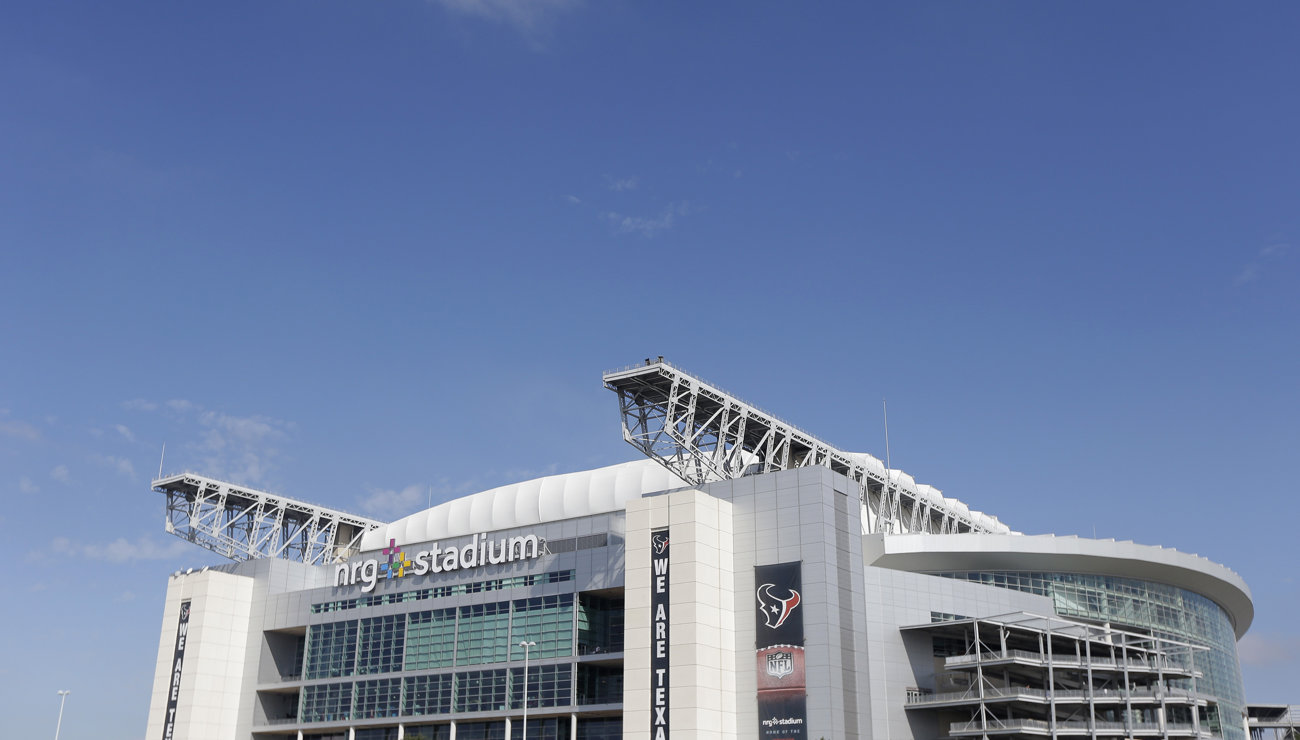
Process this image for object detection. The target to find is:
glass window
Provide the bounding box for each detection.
[353,678,401,720]
[455,721,506,740]
[457,603,511,666]
[305,621,358,680]
[456,669,509,713]
[510,594,574,660]
[300,682,352,723]
[511,663,572,710]
[577,594,624,656]
[357,615,405,675]
[934,569,1247,740]
[576,717,622,740]
[510,717,570,740]
[403,673,454,716]
[406,609,456,670]
[576,663,621,705]
[403,725,452,740]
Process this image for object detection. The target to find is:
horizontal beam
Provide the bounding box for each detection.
[155,473,384,565]
[603,359,1010,535]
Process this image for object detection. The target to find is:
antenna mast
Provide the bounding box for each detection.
[882,399,892,471]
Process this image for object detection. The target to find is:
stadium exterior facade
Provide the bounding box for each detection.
[145,361,1256,740]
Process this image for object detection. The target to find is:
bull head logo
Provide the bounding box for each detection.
[652,533,669,555]
[756,583,801,629]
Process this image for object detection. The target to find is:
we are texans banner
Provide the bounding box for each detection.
[650,529,670,740]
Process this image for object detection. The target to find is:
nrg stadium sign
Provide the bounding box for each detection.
[335,532,542,593]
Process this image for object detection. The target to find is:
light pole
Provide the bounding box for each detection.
[54,690,70,740]
[518,640,536,740]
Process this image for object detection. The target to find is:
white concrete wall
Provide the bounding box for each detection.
[145,569,255,740]
[624,488,738,740]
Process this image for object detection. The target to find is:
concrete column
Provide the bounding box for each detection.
[624,489,737,740]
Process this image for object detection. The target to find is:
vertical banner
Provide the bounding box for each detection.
[161,599,192,740]
[755,562,807,740]
[650,529,670,740]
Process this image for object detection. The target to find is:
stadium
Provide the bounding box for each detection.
[146,359,1266,740]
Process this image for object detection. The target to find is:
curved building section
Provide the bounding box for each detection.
[360,459,688,551]
[867,533,1253,740]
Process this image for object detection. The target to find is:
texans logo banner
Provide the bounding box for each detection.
[754,562,807,740]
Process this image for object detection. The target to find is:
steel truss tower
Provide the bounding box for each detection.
[603,358,1010,535]
[155,473,383,564]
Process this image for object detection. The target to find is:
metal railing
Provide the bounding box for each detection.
[945,649,1191,673]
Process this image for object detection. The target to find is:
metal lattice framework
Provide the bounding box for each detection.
[155,473,383,564]
[603,359,1011,535]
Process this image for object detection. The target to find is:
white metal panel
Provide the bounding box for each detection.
[359,459,685,551]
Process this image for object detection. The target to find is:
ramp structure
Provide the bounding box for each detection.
[603,358,1011,535]
[155,473,383,564]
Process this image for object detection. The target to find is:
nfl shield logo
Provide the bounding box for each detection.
[766,650,794,679]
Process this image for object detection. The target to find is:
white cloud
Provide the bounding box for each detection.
[607,175,638,192]
[0,418,41,441]
[50,465,70,483]
[113,397,293,486]
[432,0,580,34]
[121,399,158,411]
[1233,263,1260,286]
[1234,242,1290,287]
[90,454,136,479]
[358,484,427,518]
[565,194,582,205]
[48,534,193,564]
[604,202,695,238]
[193,410,293,485]
[18,477,39,494]
[1237,633,1300,667]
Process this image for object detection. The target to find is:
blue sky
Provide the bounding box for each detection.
[2,1,1297,736]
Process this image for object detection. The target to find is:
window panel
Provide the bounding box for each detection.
[406,609,456,670]
[300,682,353,723]
[305,621,358,680]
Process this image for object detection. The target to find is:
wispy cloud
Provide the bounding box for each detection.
[604,202,695,238]
[357,463,562,518]
[432,0,580,38]
[1237,633,1300,667]
[1234,242,1290,287]
[606,175,638,192]
[46,535,192,564]
[0,417,41,441]
[196,410,292,485]
[90,454,136,479]
[358,484,428,518]
[50,465,70,483]
[115,424,136,443]
[18,477,39,494]
[117,398,292,485]
[565,194,582,205]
